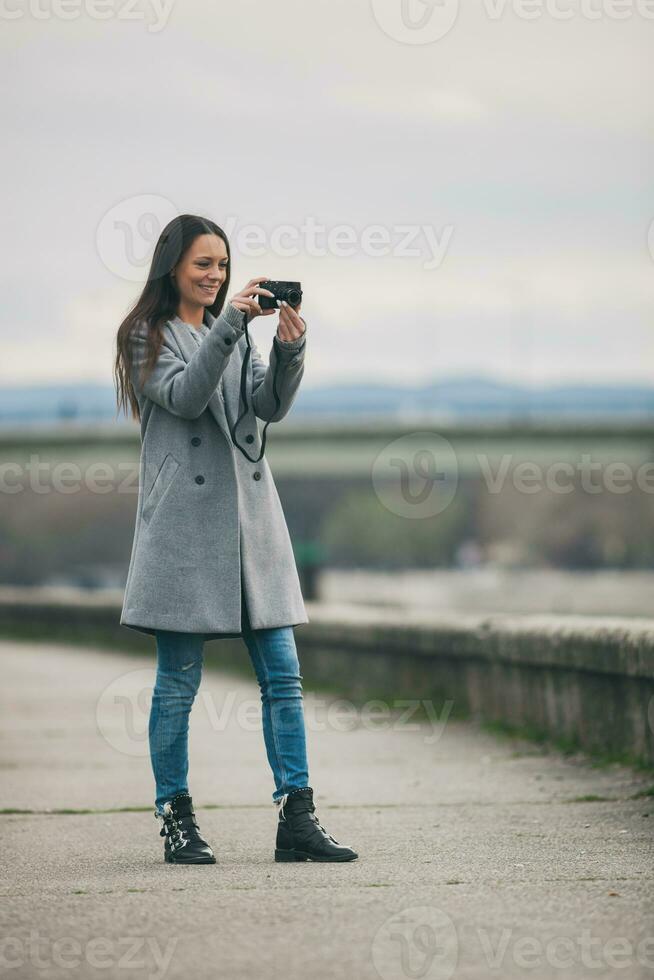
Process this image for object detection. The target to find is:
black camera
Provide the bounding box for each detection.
[258,280,303,311]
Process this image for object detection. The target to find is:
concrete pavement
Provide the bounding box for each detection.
[1,637,653,980]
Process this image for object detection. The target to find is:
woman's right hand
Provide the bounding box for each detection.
[228,277,276,324]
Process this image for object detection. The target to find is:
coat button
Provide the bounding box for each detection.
[195,475,205,485]
[253,471,261,481]
[224,337,232,346]
[191,437,201,446]
[246,434,254,443]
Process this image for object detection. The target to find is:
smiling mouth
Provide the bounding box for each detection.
[199,284,218,293]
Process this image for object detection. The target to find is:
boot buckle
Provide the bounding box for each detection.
[159,801,189,852]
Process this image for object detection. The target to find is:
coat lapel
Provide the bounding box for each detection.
[165,318,240,443]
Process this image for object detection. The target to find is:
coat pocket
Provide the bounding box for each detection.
[142,452,181,526]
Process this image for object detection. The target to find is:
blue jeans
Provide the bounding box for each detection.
[149,597,310,815]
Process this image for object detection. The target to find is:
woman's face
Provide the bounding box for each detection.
[172,233,229,309]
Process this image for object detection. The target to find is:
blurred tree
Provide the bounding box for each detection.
[320,485,470,569]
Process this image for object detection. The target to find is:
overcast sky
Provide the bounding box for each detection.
[1,0,652,392]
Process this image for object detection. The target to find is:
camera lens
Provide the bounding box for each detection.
[285,287,302,306]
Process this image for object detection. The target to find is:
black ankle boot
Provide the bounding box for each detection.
[274,787,358,862]
[156,792,216,864]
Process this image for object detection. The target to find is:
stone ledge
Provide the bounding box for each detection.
[299,604,654,679]
[0,587,653,678]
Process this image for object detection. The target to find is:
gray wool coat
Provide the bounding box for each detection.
[119,300,309,640]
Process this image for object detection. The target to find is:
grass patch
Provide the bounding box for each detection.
[565,794,613,803]
[479,719,654,775]
[630,785,654,799]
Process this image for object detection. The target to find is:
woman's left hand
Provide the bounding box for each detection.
[276,301,306,343]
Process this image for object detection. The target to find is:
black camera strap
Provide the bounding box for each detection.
[226,308,283,464]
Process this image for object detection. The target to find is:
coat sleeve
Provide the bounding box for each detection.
[129,303,246,419]
[249,322,307,422]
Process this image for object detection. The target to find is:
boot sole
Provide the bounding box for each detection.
[274,848,358,862]
[165,853,217,864]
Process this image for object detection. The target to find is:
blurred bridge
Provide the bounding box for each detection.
[1,419,653,477]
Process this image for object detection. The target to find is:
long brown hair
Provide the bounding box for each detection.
[114,214,232,422]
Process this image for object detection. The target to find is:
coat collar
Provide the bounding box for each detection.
[165,314,241,444]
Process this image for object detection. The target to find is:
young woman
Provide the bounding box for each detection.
[114,214,357,864]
